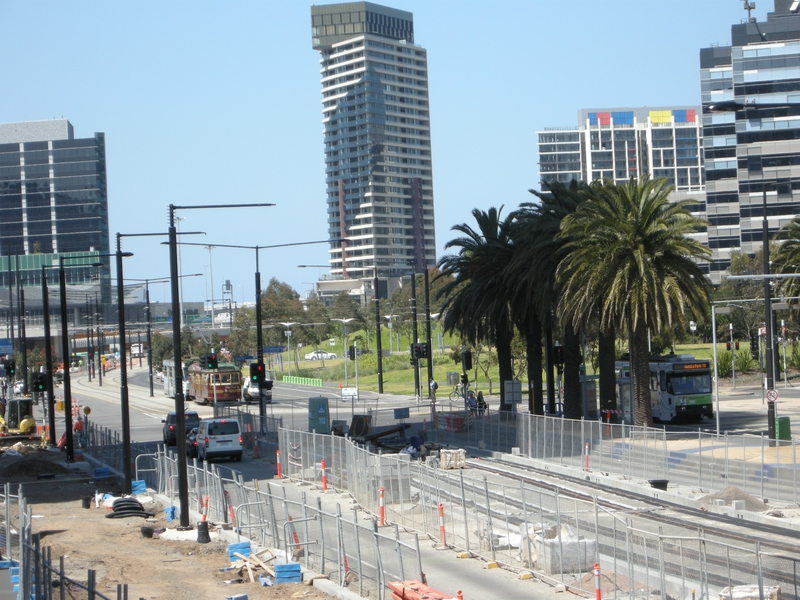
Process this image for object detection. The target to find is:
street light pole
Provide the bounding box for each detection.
[57,259,74,461]
[115,233,133,495]
[373,271,383,394]
[41,266,56,445]
[145,281,153,397]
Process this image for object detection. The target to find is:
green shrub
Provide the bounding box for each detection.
[716,350,732,378]
[734,350,756,374]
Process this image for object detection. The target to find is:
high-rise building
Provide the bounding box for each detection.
[537,107,708,265]
[700,0,800,284]
[0,119,111,300]
[310,2,436,289]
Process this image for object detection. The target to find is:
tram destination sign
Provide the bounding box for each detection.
[673,362,710,371]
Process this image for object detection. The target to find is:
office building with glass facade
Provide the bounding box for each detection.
[700,0,800,284]
[0,119,111,301]
[310,1,436,287]
[537,107,708,269]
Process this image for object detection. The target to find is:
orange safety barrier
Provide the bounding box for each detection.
[320,459,328,492]
[594,563,602,600]
[287,514,301,549]
[584,442,589,472]
[56,432,67,449]
[201,496,209,522]
[438,503,446,548]
[387,580,458,600]
[276,448,282,478]
[379,486,385,527]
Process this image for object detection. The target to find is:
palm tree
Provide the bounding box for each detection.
[436,207,516,411]
[557,176,711,426]
[772,217,800,299]
[511,181,588,418]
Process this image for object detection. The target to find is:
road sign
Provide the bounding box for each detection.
[689,321,697,332]
[262,345,286,354]
[767,389,779,402]
[0,339,11,355]
[234,355,255,361]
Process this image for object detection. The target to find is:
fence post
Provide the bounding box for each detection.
[352,507,364,598]
[483,476,496,564]
[757,541,764,600]
[461,470,470,554]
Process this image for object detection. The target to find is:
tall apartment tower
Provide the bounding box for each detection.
[310,2,436,284]
[537,107,708,266]
[700,0,800,284]
[0,119,111,301]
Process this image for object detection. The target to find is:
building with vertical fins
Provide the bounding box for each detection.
[310,2,436,301]
[0,119,111,323]
[700,0,800,284]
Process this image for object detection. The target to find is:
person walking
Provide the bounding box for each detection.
[477,391,487,417]
[429,378,438,401]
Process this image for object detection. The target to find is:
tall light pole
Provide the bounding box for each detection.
[58,252,129,462]
[332,318,354,385]
[167,202,273,529]
[41,266,56,445]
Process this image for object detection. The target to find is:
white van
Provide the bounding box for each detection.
[196,418,242,462]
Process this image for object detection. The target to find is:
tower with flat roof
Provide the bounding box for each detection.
[310,2,436,291]
[700,0,800,283]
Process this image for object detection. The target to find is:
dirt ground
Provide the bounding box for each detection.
[1,447,332,600]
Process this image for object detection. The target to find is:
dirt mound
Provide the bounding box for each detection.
[699,485,767,512]
[0,450,70,479]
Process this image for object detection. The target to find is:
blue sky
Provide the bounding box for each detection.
[1,0,750,305]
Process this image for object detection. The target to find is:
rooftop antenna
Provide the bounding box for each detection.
[744,0,756,22]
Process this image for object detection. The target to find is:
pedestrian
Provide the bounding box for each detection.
[429,377,438,401]
[467,392,477,417]
[477,391,486,417]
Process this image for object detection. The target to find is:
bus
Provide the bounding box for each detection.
[187,361,242,406]
[615,354,713,423]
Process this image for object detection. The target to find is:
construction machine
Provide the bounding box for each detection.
[1,397,35,435]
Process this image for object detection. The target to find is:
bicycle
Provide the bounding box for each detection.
[448,384,471,403]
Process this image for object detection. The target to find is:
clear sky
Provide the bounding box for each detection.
[1,0,751,306]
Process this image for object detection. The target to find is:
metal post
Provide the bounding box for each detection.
[146,281,154,397]
[424,268,433,391]
[59,261,74,461]
[374,271,383,394]
[42,266,56,445]
[764,187,775,391]
[410,271,419,399]
[168,206,191,528]
[116,235,132,495]
[712,305,720,435]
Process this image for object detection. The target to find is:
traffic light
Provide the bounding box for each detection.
[349,346,357,361]
[250,362,265,385]
[206,353,218,369]
[33,372,47,393]
[199,354,207,369]
[750,333,759,359]
[409,344,419,360]
[462,350,472,371]
[553,346,564,365]
[460,372,469,387]
[735,342,740,351]
[726,342,731,351]
[418,342,431,359]
[6,359,15,376]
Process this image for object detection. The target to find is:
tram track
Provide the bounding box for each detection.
[472,457,800,551]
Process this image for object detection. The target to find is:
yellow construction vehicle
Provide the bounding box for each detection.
[1,397,35,435]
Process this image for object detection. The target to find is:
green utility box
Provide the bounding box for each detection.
[775,416,792,441]
[308,396,331,434]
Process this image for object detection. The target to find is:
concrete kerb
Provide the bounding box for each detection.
[148,490,363,600]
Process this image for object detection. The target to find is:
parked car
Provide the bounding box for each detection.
[162,410,201,446]
[196,418,242,462]
[304,350,337,361]
[186,428,199,458]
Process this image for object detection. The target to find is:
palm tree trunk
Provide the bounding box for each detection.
[631,319,653,427]
[525,318,544,415]
[497,326,514,412]
[563,324,582,419]
[598,325,617,422]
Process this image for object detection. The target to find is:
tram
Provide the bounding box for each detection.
[615,354,713,423]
